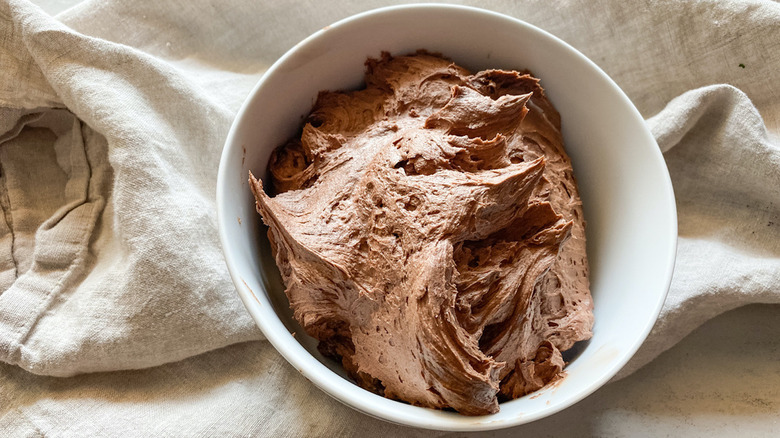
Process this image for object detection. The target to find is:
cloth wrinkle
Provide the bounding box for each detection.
[0,161,18,284]
[0,0,260,377]
[3,113,98,359]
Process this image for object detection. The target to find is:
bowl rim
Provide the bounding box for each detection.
[217,2,677,431]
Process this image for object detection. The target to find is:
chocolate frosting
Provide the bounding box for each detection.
[250,52,593,416]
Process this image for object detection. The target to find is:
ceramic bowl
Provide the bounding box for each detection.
[217,3,677,431]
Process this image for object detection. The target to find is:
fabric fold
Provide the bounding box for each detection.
[617,84,780,377]
[0,0,263,377]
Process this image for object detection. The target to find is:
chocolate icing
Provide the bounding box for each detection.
[250,52,593,415]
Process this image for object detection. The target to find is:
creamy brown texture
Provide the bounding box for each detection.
[250,52,593,416]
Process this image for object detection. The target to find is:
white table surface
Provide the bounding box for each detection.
[23,0,780,436]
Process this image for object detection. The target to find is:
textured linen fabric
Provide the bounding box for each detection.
[0,0,264,377]
[0,0,778,435]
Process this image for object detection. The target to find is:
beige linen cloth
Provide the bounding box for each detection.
[1,0,778,435]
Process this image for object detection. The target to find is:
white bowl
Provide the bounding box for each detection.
[217,3,677,431]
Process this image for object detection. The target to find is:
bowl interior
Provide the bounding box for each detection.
[217,4,676,431]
